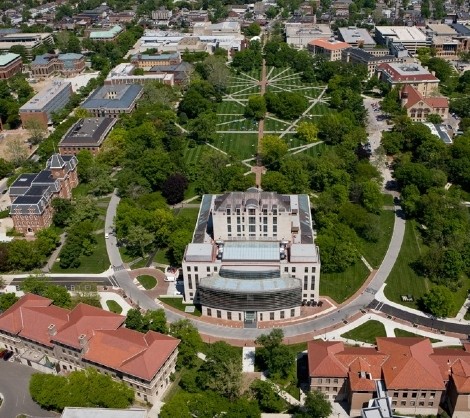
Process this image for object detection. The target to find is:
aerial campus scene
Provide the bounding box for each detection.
[2,1,470,418]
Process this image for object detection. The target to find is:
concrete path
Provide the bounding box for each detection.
[42,232,66,272]
[99,291,133,316]
[242,347,255,372]
[455,296,470,321]
[260,373,301,406]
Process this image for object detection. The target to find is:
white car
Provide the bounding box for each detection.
[105,233,109,239]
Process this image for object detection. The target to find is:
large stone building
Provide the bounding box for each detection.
[400,84,449,122]
[0,52,22,79]
[285,23,333,49]
[182,189,321,326]
[0,32,54,57]
[19,80,73,127]
[307,39,350,61]
[374,26,429,54]
[81,84,143,117]
[308,337,470,418]
[9,154,78,234]
[130,52,181,71]
[0,294,179,403]
[30,53,85,78]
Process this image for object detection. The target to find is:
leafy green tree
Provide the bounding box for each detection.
[125,308,145,332]
[420,286,455,318]
[145,309,168,334]
[170,319,203,368]
[265,91,308,120]
[43,284,72,308]
[0,292,19,312]
[203,55,231,93]
[296,121,319,143]
[29,368,134,411]
[260,135,288,170]
[167,229,193,266]
[250,379,286,412]
[244,22,261,36]
[360,180,382,213]
[255,329,294,379]
[262,171,292,194]
[188,112,218,143]
[197,341,242,400]
[294,390,332,418]
[20,274,48,295]
[245,95,266,120]
[126,225,154,257]
[52,198,75,227]
[162,173,188,205]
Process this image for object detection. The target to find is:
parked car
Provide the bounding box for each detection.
[3,350,13,361]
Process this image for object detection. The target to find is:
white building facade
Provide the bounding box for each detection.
[182,189,321,326]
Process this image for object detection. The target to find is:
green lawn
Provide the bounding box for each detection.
[384,220,429,310]
[51,235,109,274]
[320,261,370,304]
[382,194,395,206]
[341,320,387,344]
[393,328,440,343]
[106,300,122,314]
[155,249,170,266]
[359,210,395,269]
[385,221,470,317]
[137,275,157,290]
[158,297,202,317]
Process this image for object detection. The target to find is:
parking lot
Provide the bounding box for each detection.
[0,360,57,418]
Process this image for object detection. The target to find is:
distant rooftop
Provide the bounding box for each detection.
[0,52,20,66]
[19,80,71,112]
[82,84,143,110]
[60,118,117,147]
[375,26,427,42]
[89,25,123,39]
[338,26,376,45]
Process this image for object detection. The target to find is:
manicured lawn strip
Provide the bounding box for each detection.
[382,194,395,206]
[264,117,292,131]
[72,183,92,198]
[217,101,245,114]
[119,247,134,263]
[359,210,395,269]
[131,257,150,269]
[174,206,200,224]
[320,261,369,304]
[106,300,122,314]
[184,143,208,165]
[155,249,170,265]
[51,235,109,274]
[213,133,258,160]
[341,320,387,344]
[393,328,440,343]
[137,275,157,290]
[385,221,470,317]
[384,221,429,310]
[158,297,202,316]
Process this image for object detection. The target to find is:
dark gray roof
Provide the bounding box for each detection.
[24,185,52,200]
[9,173,37,197]
[82,84,143,111]
[59,117,117,147]
[344,47,396,62]
[10,194,49,215]
[149,62,193,74]
[47,154,65,169]
[451,23,470,36]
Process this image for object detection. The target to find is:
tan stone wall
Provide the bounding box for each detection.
[20,111,49,129]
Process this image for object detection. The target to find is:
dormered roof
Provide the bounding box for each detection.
[47,153,65,169]
[84,328,179,381]
[402,85,449,111]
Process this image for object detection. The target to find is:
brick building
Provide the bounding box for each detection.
[0,294,179,403]
[308,337,470,417]
[0,53,22,79]
[30,53,85,78]
[59,117,117,156]
[19,80,73,127]
[401,84,449,122]
[130,52,181,71]
[9,154,78,234]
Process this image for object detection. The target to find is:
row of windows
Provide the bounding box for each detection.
[392,400,433,407]
[206,309,297,320]
[227,225,275,233]
[393,392,435,399]
[225,208,279,215]
[317,378,339,384]
[284,266,317,273]
[187,266,218,273]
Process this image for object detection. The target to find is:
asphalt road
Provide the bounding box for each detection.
[9,276,117,290]
[0,361,57,418]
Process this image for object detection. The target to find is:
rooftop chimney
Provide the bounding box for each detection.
[48,323,57,336]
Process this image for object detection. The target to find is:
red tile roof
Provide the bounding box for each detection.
[401,85,448,111]
[84,328,179,381]
[0,293,69,347]
[0,294,180,381]
[308,337,461,392]
[308,38,350,50]
[52,303,125,349]
[378,62,439,82]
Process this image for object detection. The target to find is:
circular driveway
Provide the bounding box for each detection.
[0,361,57,418]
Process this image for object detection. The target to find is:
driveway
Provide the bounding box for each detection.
[0,361,57,418]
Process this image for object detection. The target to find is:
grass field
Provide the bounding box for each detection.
[320,261,370,304]
[360,210,395,269]
[159,297,202,317]
[341,320,387,344]
[393,328,440,343]
[385,221,470,317]
[137,275,157,290]
[106,300,122,314]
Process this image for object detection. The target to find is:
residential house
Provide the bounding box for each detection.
[0,294,179,403]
